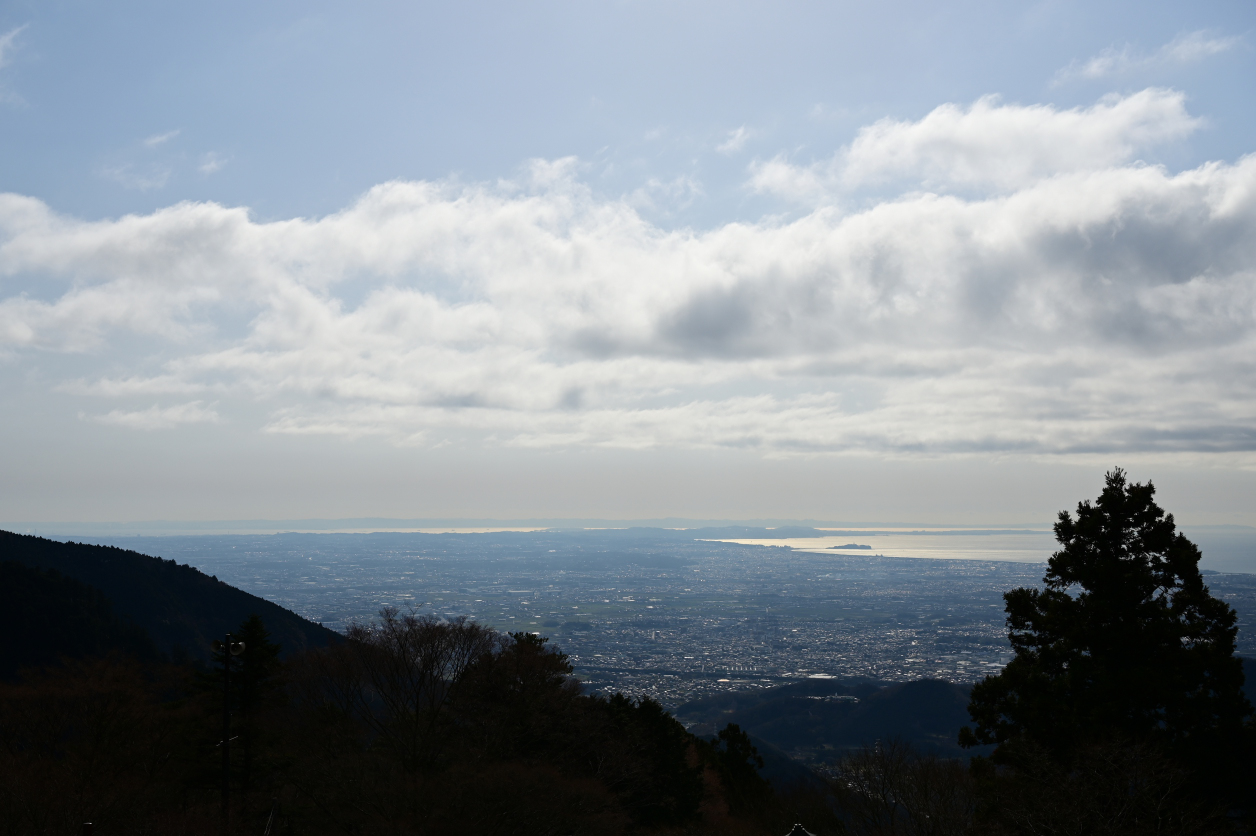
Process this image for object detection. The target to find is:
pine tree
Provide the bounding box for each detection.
[961,469,1252,798]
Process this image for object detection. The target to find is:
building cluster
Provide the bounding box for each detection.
[119,529,1256,712]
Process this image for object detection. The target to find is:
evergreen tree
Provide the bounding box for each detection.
[961,469,1252,799]
[232,614,282,796]
[708,723,771,816]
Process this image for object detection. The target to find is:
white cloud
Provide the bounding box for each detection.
[86,401,220,431]
[199,151,228,174]
[746,156,828,203]
[717,126,751,155]
[751,88,1199,199]
[627,175,703,213]
[0,24,29,104]
[1055,30,1243,84]
[3,100,1256,459]
[0,24,27,69]
[1161,30,1244,64]
[143,129,181,148]
[99,162,173,191]
[59,374,209,397]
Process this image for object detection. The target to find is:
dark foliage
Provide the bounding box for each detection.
[970,740,1230,836]
[277,610,719,832]
[0,530,339,662]
[593,692,707,826]
[705,723,772,816]
[0,658,213,836]
[830,738,974,836]
[0,561,158,679]
[962,468,1255,816]
[0,612,789,835]
[201,614,285,800]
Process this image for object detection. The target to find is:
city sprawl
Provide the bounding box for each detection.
[89,529,1256,710]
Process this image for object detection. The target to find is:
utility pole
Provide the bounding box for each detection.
[215,634,245,835]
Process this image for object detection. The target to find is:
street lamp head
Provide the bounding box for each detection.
[213,637,246,656]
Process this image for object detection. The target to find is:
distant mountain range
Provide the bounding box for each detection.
[0,530,338,677]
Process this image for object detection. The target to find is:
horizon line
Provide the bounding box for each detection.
[5,516,1062,534]
[7,517,1250,537]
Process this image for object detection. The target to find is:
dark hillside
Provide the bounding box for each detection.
[840,679,975,753]
[0,531,339,661]
[0,561,159,679]
[741,732,824,791]
[678,677,984,762]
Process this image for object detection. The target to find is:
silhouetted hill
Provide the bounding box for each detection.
[0,560,160,679]
[742,732,825,790]
[678,677,987,762]
[0,531,339,662]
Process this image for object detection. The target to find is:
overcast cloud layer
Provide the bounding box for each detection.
[2,88,1254,464]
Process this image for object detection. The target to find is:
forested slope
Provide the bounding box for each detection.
[678,677,985,761]
[0,561,160,679]
[0,531,338,663]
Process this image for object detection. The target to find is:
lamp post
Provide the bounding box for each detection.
[213,634,246,834]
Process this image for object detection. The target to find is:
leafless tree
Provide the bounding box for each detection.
[831,739,974,836]
[340,608,500,770]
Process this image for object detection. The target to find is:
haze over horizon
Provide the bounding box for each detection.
[3,1,1256,526]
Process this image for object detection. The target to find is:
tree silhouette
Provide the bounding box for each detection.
[709,723,770,816]
[232,614,282,798]
[961,469,1252,800]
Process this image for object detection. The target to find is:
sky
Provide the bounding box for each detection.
[2,0,1256,526]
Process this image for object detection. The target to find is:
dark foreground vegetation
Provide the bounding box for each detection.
[1,470,1254,834]
[0,610,825,835]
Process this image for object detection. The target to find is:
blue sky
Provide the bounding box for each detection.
[2,0,1255,524]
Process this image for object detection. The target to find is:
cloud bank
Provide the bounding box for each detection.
[2,90,1255,459]
[87,401,220,431]
[751,88,1200,198]
[1055,30,1243,84]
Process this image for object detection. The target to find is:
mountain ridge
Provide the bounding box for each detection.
[0,530,339,664]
